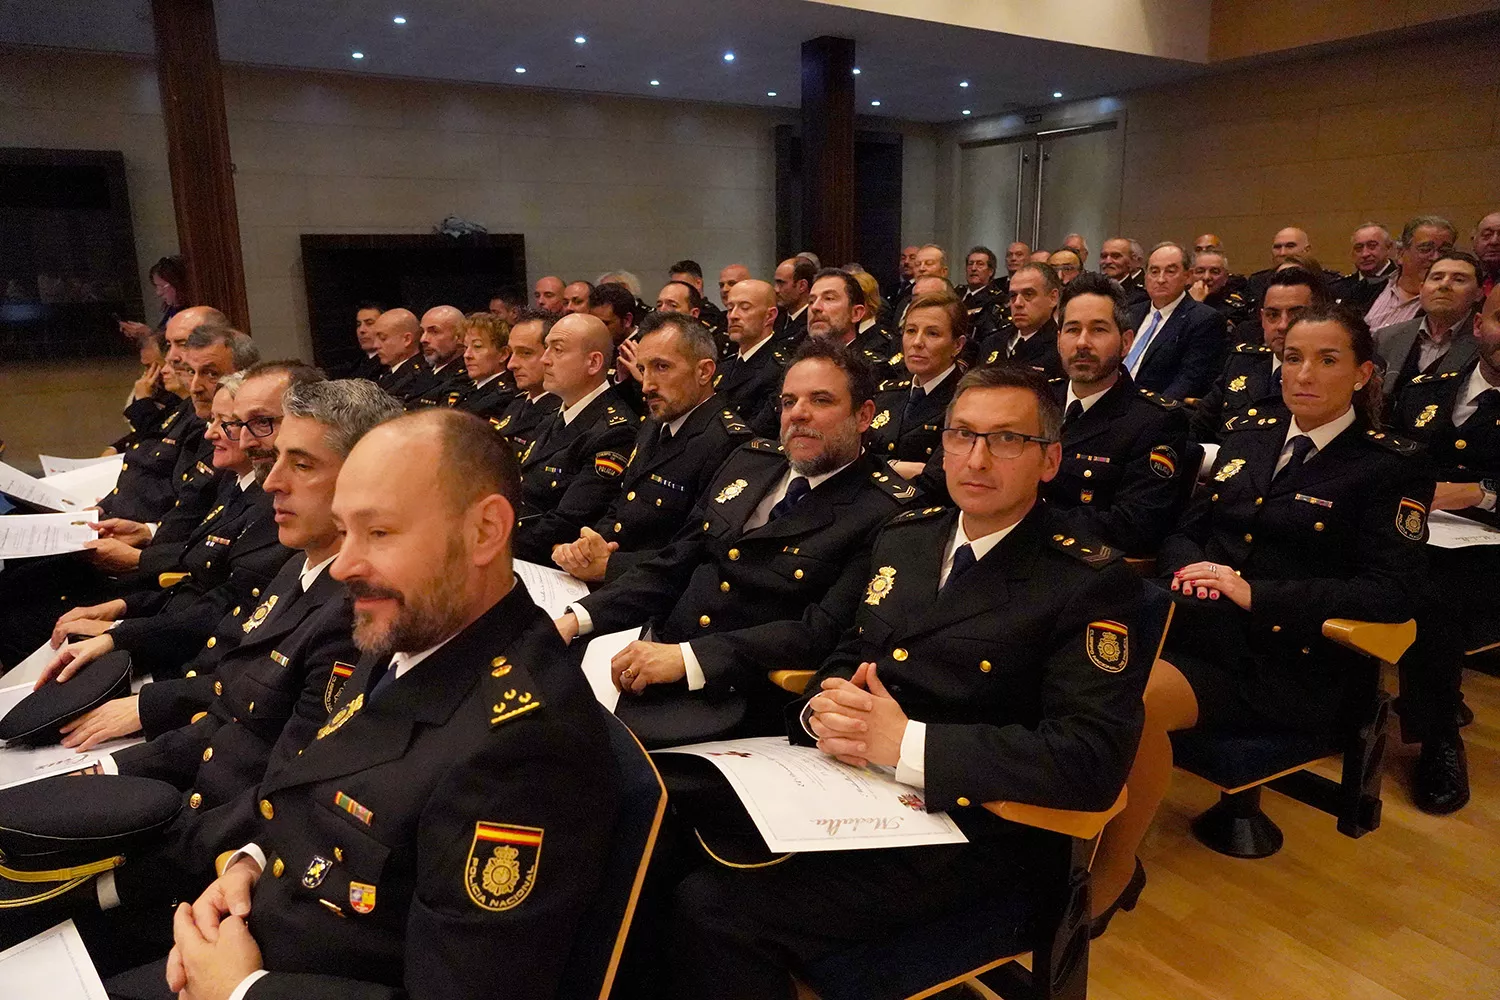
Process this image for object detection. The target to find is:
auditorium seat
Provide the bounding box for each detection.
[1170,617,1414,858]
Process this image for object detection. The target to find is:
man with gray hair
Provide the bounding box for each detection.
[409,304,469,407]
[1365,215,1458,330]
[552,312,754,584]
[1125,241,1228,400]
[1333,222,1398,314]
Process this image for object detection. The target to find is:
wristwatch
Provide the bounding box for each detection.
[1479,478,1497,511]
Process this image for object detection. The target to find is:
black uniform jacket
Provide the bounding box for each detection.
[789,504,1146,824]
[593,397,755,582]
[978,320,1064,379]
[112,384,182,451]
[446,374,517,420]
[577,443,919,746]
[100,399,206,523]
[111,480,293,676]
[773,305,809,346]
[512,386,641,563]
[1190,343,1284,444]
[405,360,471,410]
[218,583,619,1000]
[865,369,957,465]
[491,392,562,460]
[1391,363,1500,525]
[375,353,436,404]
[1045,372,1191,556]
[1159,415,1433,731]
[713,340,787,439]
[848,325,893,366]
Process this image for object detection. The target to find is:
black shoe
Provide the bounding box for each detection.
[1414,733,1470,815]
[1090,858,1146,939]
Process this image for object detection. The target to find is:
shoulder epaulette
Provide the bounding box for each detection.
[772,349,789,366]
[868,466,919,503]
[1138,388,1182,409]
[1048,531,1120,568]
[889,505,948,525]
[603,404,633,427]
[1047,376,1065,385]
[485,655,543,728]
[719,409,753,436]
[986,350,1001,364]
[878,377,913,392]
[1363,428,1422,455]
[745,438,785,454]
[887,353,904,367]
[1409,370,1462,385]
[1233,342,1273,354]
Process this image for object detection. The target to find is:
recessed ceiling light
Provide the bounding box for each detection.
[1052,91,1063,98]
[649,79,660,86]
[870,100,881,106]
[852,67,861,75]
[723,52,735,62]
[392,16,406,25]
[515,66,526,74]
[962,109,971,116]
[351,51,364,59]
[574,35,586,44]
[767,91,778,97]
[959,81,969,88]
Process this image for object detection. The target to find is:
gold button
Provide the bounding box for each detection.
[1211,493,1219,501]
[550,480,557,487]
[252,588,261,597]
[206,637,216,648]
[202,747,213,762]
[214,681,223,695]
[1314,521,1325,531]
[1254,497,1263,506]
[1455,439,1467,449]
[232,606,241,616]
[272,858,285,878]
[1083,469,1093,478]
[720,581,730,592]
[205,560,213,568]
[703,521,711,531]
[1247,408,1258,416]
[980,660,992,673]
[185,670,197,678]
[1272,625,1282,632]
[794,569,804,579]
[956,796,971,807]
[189,792,202,809]
[121,462,129,470]
[259,799,274,820]
[627,491,636,500]
[1301,647,1311,654]
[1243,533,1253,543]
[728,548,740,560]
[887,442,895,451]
[247,701,255,713]
[614,522,623,532]
[655,498,663,507]
[699,615,711,626]
[892,648,908,661]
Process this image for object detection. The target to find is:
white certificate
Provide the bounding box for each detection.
[0,460,85,512]
[578,627,645,713]
[1425,510,1500,549]
[39,454,122,477]
[656,736,969,852]
[0,513,98,559]
[41,455,125,507]
[0,920,109,1000]
[514,559,592,619]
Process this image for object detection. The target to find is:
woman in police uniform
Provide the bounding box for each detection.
[1090,305,1435,935]
[870,291,968,480]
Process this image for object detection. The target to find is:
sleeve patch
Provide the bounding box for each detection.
[1149,445,1179,479]
[1085,621,1129,673]
[465,823,542,911]
[1397,498,1427,541]
[595,451,627,478]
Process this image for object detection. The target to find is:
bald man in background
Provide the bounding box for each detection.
[715,279,786,438]
[1246,226,1313,304]
[371,308,436,405]
[533,275,567,315]
[718,264,751,308]
[512,313,642,562]
[408,304,469,408]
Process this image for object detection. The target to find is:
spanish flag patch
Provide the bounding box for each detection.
[1396,498,1427,541]
[1148,445,1178,479]
[594,451,627,478]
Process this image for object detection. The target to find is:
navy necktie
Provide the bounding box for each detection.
[1274,435,1315,482]
[943,543,976,592]
[904,386,925,423]
[1063,400,1084,430]
[368,660,399,701]
[769,476,811,521]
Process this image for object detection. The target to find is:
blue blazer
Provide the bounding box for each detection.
[1128,296,1227,401]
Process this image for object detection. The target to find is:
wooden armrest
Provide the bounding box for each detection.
[157,571,189,588]
[983,787,1127,840]
[1321,618,1416,664]
[769,670,815,695]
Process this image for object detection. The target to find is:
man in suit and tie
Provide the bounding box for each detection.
[1375,250,1485,407]
[553,339,918,748]
[714,279,786,438]
[512,313,640,563]
[976,262,1064,379]
[1125,242,1228,401]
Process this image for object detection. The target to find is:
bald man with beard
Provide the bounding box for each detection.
[408,304,470,408]
[717,278,787,438]
[371,308,437,404]
[512,313,643,562]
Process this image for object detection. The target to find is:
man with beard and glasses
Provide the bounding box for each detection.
[551,312,753,585]
[1043,272,1190,556]
[553,339,919,748]
[157,408,621,1000]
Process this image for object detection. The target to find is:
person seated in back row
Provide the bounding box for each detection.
[444,311,516,419]
[870,291,968,480]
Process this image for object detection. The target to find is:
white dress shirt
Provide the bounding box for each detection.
[1451,363,1500,427]
[1127,291,1186,376]
[737,331,775,362]
[1065,380,1112,415]
[1274,406,1357,475]
[475,371,503,389]
[559,381,611,426]
[913,363,956,393]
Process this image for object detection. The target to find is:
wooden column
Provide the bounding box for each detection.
[151,0,250,330]
[800,36,856,267]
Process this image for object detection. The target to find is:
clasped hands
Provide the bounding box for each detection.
[1170,560,1252,610]
[165,856,265,1000]
[551,526,618,582]
[806,662,907,768]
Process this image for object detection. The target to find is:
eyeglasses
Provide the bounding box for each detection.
[220,415,281,439]
[1408,242,1454,256]
[941,427,1054,459]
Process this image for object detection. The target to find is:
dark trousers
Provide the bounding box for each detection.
[1398,546,1499,742]
[0,554,122,667]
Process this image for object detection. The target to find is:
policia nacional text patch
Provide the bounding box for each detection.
[465,822,542,911]
[1085,621,1129,673]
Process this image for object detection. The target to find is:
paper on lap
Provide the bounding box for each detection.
[0,513,98,559]
[0,920,109,1000]
[1426,510,1500,549]
[513,559,591,618]
[578,627,644,713]
[39,454,122,477]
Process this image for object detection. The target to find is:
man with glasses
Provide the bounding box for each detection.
[1365,215,1458,331]
[1125,243,1228,401]
[664,363,1146,1000]
[1332,223,1398,314]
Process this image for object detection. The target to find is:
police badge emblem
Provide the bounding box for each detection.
[715,478,749,503]
[241,594,279,634]
[870,410,891,429]
[1213,458,1246,482]
[1227,375,1248,393]
[1396,497,1427,540]
[1414,404,1437,429]
[302,855,333,888]
[465,822,542,912]
[864,566,897,605]
[1085,621,1129,673]
[349,881,377,914]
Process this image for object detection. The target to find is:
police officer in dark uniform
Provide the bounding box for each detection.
[158,410,622,1000]
[1331,223,1398,315]
[1191,268,1328,443]
[555,339,919,749]
[1047,273,1191,556]
[444,312,517,419]
[960,245,1008,332]
[490,309,562,460]
[663,364,1147,1000]
[369,308,437,405]
[808,268,891,366]
[977,262,1064,380]
[1190,250,1254,329]
[715,278,788,439]
[1383,281,1500,813]
[512,313,641,563]
[867,291,967,476]
[670,259,728,343]
[552,313,754,585]
[772,256,816,345]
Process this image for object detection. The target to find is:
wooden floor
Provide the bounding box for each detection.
[1072,664,1500,1000]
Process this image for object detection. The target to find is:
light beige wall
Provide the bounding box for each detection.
[1208,0,1500,62]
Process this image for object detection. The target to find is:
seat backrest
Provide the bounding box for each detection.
[556,712,667,1000]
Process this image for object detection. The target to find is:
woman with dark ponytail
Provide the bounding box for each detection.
[1088,304,1435,937]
